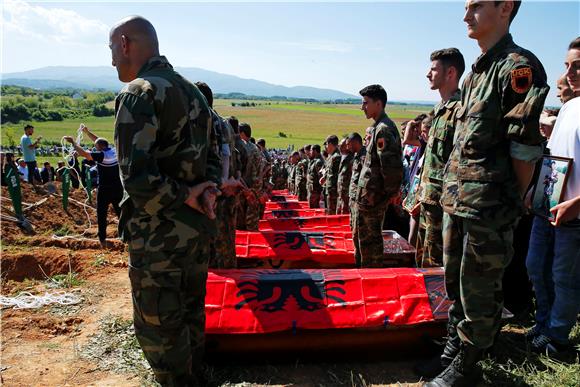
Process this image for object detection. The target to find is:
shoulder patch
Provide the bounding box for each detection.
[377,137,385,150]
[511,67,532,94]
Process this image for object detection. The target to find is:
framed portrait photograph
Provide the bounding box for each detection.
[403,173,421,214]
[531,155,573,219]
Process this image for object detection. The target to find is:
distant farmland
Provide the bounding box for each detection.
[1,99,431,150]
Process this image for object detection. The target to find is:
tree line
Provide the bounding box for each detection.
[1,86,116,124]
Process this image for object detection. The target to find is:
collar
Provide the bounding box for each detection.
[473,33,513,73]
[435,89,461,115]
[137,56,173,77]
[374,110,388,126]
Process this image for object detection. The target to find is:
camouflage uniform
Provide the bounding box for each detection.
[287,162,296,194]
[114,56,220,385]
[336,153,354,215]
[353,112,402,267]
[324,149,341,214]
[295,157,309,201]
[415,90,461,268]
[242,140,263,231]
[440,34,548,349]
[349,147,367,230]
[307,155,324,208]
[212,114,238,269]
[234,134,248,230]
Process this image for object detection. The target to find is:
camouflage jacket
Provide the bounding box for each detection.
[114,56,220,247]
[234,134,247,179]
[349,147,367,201]
[307,156,324,193]
[337,153,354,202]
[242,140,263,192]
[324,149,341,198]
[441,34,549,221]
[295,158,309,191]
[287,163,296,191]
[418,90,461,206]
[356,111,403,208]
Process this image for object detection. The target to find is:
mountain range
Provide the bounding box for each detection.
[2,66,358,101]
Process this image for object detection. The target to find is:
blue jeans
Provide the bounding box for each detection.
[526,216,580,344]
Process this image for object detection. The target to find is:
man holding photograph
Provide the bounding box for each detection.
[525,36,580,355]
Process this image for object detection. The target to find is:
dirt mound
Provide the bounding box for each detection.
[1,184,100,237]
[1,247,126,282]
[3,313,84,338]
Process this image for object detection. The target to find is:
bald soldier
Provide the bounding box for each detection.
[110,16,226,385]
[295,145,310,201]
[307,144,325,208]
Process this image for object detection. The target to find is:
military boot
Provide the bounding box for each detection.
[424,342,483,387]
[414,324,461,378]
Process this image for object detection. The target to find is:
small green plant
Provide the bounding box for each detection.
[53,225,71,237]
[49,272,82,288]
[92,253,108,267]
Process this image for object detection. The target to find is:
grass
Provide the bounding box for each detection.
[1,99,431,152]
[49,272,83,288]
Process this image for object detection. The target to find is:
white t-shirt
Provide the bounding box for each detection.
[547,97,580,217]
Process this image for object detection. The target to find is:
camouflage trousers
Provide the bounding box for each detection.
[352,202,387,267]
[416,203,443,268]
[297,183,307,201]
[443,212,515,349]
[210,196,237,269]
[128,240,209,386]
[336,194,350,215]
[326,193,338,215]
[308,190,321,208]
[245,190,261,231]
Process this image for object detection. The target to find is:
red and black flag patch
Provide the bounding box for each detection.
[511,67,533,94]
[377,137,385,150]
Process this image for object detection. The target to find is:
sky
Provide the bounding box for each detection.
[1,0,579,106]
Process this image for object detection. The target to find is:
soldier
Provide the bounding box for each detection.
[256,139,271,218]
[287,153,298,194]
[347,132,366,229]
[195,82,243,269]
[336,138,354,215]
[322,135,341,214]
[110,16,223,385]
[353,84,403,267]
[239,122,263,231]
[412,48,464,276]
[306,144,325,208]
[295,145,310,201]
[429,2,550,386]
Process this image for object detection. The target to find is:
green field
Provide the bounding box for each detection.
[1,99,431,151]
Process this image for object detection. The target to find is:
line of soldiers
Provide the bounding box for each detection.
[193,83,274,270]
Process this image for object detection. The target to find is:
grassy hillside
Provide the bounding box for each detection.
[1,100,431,150]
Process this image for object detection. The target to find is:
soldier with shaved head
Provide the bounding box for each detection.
[110,16,221,385]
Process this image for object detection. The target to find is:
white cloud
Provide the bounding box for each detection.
[280,40,352,53]
[2,0,108,45]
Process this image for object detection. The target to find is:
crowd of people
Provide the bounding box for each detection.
[2,2,578,386]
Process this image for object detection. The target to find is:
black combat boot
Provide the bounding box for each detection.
[414,325,461,378]
[424,343,484,387]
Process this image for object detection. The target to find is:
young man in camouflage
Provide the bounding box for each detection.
[306,144,325,208]
[110,16,221,385]
[287,153,298,194]
[195,82,242,269]
[347,132,366,231]
[428,2,549,386]
[336,137,354,215]
[353,85,403,267]
[322,135,341,214]
[295,145,310,201]
[415,48,465,270]
[239,123,263,231]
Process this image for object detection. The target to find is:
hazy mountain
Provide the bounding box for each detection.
[2,66,358,100]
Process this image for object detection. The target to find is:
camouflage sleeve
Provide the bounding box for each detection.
[327,154,341,195]
[376,123,403,197]
[501,57,550,148]
[115,92,190,216]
